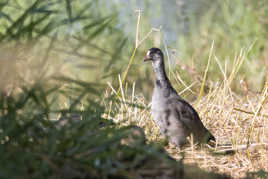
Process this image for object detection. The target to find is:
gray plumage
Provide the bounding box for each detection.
[144,48,215,147]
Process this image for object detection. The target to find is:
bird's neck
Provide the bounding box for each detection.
[152,62,170,87]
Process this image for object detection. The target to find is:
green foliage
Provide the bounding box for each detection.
[0,0,133,85]
[0,79,175,178]
[178,0,268,92]
[0,1,180,178]
[0,0,267,177]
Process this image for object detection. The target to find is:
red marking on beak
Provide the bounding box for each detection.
[144,54,151,62]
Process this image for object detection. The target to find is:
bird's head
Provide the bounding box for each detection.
[144,48,164,63]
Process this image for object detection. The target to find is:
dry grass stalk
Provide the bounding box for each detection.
[105,45,268,178]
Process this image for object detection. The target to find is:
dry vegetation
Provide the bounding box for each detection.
[1,1,268,178]
[101,10,268,178]
[104,47,268,178]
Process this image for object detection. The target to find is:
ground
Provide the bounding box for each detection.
[106,80,268,178]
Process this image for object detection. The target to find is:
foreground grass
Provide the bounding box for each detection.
[1,1,268,178]
[106,52,268,179]
[0,43,231,179]
[0,68,232,179]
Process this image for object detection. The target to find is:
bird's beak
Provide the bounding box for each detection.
[144,54,151,62]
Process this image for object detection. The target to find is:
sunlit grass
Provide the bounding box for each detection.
[105,46,268,178]
[0,0,268,178]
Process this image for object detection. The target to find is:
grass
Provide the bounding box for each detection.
[1,0,268,178]
[176,0,268,94]
[105,43,268,178]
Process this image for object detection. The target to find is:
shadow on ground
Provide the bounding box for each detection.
[245,170,268,179]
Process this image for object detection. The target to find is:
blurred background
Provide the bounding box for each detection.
[1,0,267,99]
[0,0,268,178]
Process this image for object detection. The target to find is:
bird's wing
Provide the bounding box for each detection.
[169,98,212,142]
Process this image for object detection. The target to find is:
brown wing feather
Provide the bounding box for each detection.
[168,98,215,143]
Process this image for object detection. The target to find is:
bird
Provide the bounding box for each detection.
[144,47,215,147]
